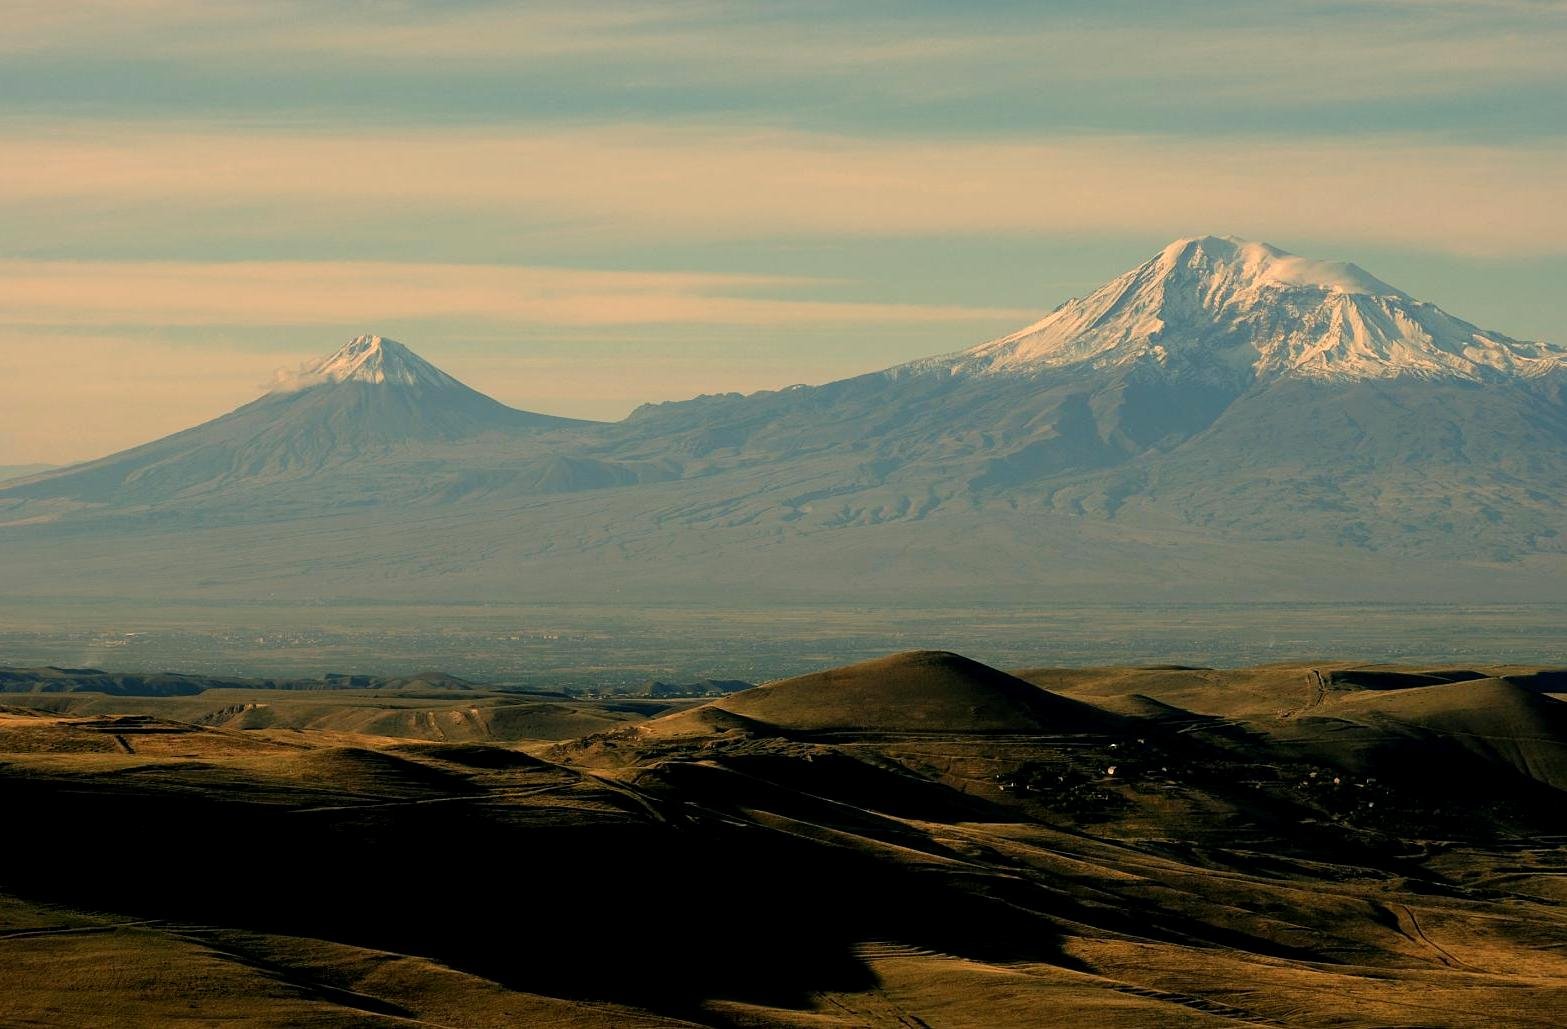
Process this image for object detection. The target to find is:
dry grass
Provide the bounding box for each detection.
[5,654,1567,1026]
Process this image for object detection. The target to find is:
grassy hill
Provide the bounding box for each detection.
[5,651,1567,1025]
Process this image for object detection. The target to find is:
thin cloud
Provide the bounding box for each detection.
[3,123,1565,256]
[4,1,1561,104]
[0,259,1036,329]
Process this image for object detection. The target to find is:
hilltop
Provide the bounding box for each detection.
[6,650,1567,1025]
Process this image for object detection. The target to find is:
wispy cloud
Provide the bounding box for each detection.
[0,259,1034,329]
[3,123,1564,256]
[4,1,1562,110]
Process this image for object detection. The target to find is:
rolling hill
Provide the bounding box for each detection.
[696,650,1124,734]
[5,650,1567,1025]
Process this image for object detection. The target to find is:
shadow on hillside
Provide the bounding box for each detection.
[6,772,1069,1015]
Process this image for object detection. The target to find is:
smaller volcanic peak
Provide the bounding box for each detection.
[0,333,584,507]
[260,332,585,441]
[920,235,1567,386]
[282,334,463,391]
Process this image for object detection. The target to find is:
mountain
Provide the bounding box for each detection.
[924,235,1566,383]
[0,335,596,512]
[2,240,1565,607]
[603,236,1567,563]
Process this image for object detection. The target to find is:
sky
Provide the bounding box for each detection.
[3,0,1566,465]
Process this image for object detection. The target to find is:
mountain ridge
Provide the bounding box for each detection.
[2,236,1564,606]
[905,235,1566,385]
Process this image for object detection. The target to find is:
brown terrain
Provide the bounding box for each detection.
[3,651,1567,1026]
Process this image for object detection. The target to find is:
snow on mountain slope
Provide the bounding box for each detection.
[919,236,1566,384]
[275,334,464,390]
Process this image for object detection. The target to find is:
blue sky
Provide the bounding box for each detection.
[3,0,1566,463]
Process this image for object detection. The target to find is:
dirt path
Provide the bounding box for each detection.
[1387,902,1477,970]
[0,920,163,941]
[1282,669,1328,720]
[285,782,569,815]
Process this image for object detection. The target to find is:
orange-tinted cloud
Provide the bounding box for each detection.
[0,259,1033,328]
[3,124,1564,255]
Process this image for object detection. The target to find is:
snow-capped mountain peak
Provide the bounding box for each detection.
[1152,235,1404,298]
[925,236,1566,384]
[274,334,463,391]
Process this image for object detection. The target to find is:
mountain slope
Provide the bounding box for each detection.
[601,237,1567,558]
[0,335,591,508]
[1071,375,1567,558]
[917,235,1567,384]
[0,464,56,485]
[2,241,1564,606]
